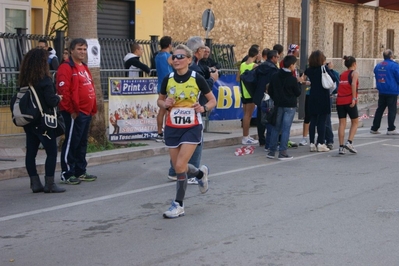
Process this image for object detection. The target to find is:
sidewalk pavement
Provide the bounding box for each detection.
[0,103,375,181]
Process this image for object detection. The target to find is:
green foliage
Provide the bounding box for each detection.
[49,0,104,36]
[0,79,17,106]
[49,1,68,35]
[86,140,148,153]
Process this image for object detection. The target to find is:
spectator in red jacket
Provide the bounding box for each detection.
[56,38,98,185]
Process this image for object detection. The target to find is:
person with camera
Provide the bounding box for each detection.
[199,46,221,78]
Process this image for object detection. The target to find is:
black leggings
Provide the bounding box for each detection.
[24,125,57,177]
[309,114,327,145]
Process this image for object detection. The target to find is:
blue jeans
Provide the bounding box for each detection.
[371,93,398,132]
[168,141,203,177]
[264,122,272,149]
[269,107,296,153]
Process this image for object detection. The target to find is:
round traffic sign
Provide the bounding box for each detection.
[202,9,215,31]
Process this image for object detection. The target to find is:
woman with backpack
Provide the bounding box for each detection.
[19,48,65,193]
[336,56,359,155]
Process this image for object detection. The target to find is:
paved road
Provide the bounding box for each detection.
[1,117,399,265]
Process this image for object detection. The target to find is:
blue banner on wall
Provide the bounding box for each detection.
[209,74,256,120]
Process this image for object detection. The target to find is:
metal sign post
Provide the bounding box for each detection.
[201,9,230,134]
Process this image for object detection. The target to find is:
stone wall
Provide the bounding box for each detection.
[163,0,399,62]
[163,0,265,62]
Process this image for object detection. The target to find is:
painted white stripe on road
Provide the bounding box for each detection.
[0,139,389,222]
[0,183,171,222]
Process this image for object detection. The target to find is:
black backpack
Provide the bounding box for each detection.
[10,86,41,127]
[260,93,275,125]
[240,69,257,97]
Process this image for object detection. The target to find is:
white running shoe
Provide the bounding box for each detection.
[299,138,308,146]
[242,136,259,145]
[167,175,177,181]
[338,147,346,155]
[309,143,317,152]
[317,143,330,152]
[197,165,209,194]
[187,177,198,185]
[387,130,399,135]
[163,201,185,218]
[344,142,357,153]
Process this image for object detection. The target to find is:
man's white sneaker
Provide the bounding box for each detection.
[387,130,399,135]
[242,136,259,145]
[309,143,317,152]
[299,138,308,146]
[370,130,381,134]
[197,165,209,194]
[167,175,177,181]
[317,143,330,152]
[187,177,198,185]
[163,201,185,218]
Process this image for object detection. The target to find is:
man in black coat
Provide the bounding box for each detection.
[254,50,280,147]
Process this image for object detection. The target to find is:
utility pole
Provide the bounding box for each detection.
[298,0,310,120]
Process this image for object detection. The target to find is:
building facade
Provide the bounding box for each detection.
[2,0,396,61]
[163,0,399,60]
[0,0,163,39]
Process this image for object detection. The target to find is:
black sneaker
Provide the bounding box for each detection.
[155,134,164,142]
[327,143,334,150]
[266,152,275,159]
[288,140,298,148]
[78,173,97,182]
[278,153,293,160]
[60,173,81,185]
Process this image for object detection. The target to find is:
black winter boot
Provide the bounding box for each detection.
[43,176,66,193]
[30,175,44,193]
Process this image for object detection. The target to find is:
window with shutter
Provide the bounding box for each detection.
[333,23,344,58]
[387,29,394,52]
[287,18,300,48]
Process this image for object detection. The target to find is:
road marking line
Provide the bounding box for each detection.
[0,139,389,222]
[382,144,399,147]
[0,183,171,222]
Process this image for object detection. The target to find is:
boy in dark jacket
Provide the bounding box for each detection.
[266,55,301,160]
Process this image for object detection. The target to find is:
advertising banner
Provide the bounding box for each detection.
[108,75,254,141]
[210,74,245,120]
[108,78,159,141]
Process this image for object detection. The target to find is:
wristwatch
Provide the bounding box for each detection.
[352,98,357,101]
[203,105,209,113]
